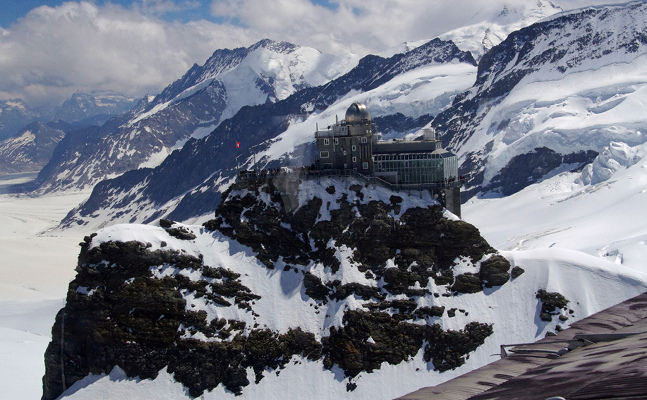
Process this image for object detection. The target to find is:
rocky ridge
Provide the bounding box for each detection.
[31,39,360,193]
[42,177,521,399]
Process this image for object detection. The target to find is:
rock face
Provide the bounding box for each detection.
[0,122,66,175]
[42,177,511,399]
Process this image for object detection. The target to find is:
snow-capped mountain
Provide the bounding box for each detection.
[0,122,66,175]
[433,2,647,198]
[0,99,40,141]
[57,38,476,229]
[438,0,562,60]
[50,92,137,126]
[55,2,647,230]
[41,177,647,400]
[29,40,360,193]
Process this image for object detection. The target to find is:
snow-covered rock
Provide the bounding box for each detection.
[42,176,647,400]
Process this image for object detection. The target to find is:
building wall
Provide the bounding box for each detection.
[373,152,458,184]
[316,128,373,172]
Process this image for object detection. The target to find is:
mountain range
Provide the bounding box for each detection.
[3,1,647,399]
[31,1,645,234]
[0,93,136,142]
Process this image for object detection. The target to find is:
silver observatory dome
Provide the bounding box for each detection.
[345,102,371,125]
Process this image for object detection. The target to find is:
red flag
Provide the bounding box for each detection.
[236,141,240,148]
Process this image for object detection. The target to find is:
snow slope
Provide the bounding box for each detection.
[464,141,647,275]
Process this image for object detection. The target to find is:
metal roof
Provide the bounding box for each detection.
[398,292,647,400]
[345,102,371,125]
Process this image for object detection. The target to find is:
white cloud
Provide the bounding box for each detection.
[209,0,636,54]
[135,0,201,16]
[0,0,635,108]
[0,1,255,108]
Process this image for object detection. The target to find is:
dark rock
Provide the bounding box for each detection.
[511,266,525,279]
[159,219,175,229]
[536,289,570,321]
[479,255,511,288]
[452,273,483,294]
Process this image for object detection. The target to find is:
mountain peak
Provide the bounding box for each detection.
[249,38,300,54]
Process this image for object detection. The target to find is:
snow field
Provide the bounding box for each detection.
[0,175,92,400]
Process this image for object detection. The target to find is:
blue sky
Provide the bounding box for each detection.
[0,0,338,28]
[0,0,632,108]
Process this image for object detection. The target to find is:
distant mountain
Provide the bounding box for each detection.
[0,99,39,141]
[0,122,66,175]
[52,2,647,229]
[438,0,562,60]
[31,39,361,193]
[432,2,647,198]
[50,92,136,125]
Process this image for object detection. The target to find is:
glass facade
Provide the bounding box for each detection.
[373,152,458,184]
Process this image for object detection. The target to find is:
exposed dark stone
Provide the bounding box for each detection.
[423,322,493,372]
[303,272,330,301]
[452,273,483,294]
[45,178,503,399]
[511,266,525,279]
[166,226,197,240]
[536,289,570,321]
[159,219,174,229]
[414,306,445,319]
[479,255,511,288]
[322,310,490,377]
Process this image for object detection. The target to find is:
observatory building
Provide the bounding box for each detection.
[315,102,462,216]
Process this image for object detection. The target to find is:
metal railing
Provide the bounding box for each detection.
[237,167,465,192]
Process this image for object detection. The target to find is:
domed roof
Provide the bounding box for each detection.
[345,102,371,125]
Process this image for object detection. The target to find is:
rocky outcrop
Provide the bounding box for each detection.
[43,178,511,399]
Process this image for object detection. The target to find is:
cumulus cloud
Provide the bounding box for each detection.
[0,0,634,108]
[210,0,634,54]
[136,0,201,16]
[0,1,255,108]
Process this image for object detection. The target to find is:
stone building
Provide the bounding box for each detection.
[315,102,462,216]
[314,102,375,172]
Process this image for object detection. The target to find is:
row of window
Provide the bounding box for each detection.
[322,137,368,145]
[374,153,450,161]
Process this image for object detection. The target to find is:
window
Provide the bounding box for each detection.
[334,138,339,145]
[352,157,357,162]
[352,145,357,151]
[361,137,367,143]
[320,151,329,158]
[324,139,329,145]
[344,163,348,169]
[362,162,369,170]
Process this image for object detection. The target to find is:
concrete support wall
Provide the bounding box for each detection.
[443,187,461,218]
